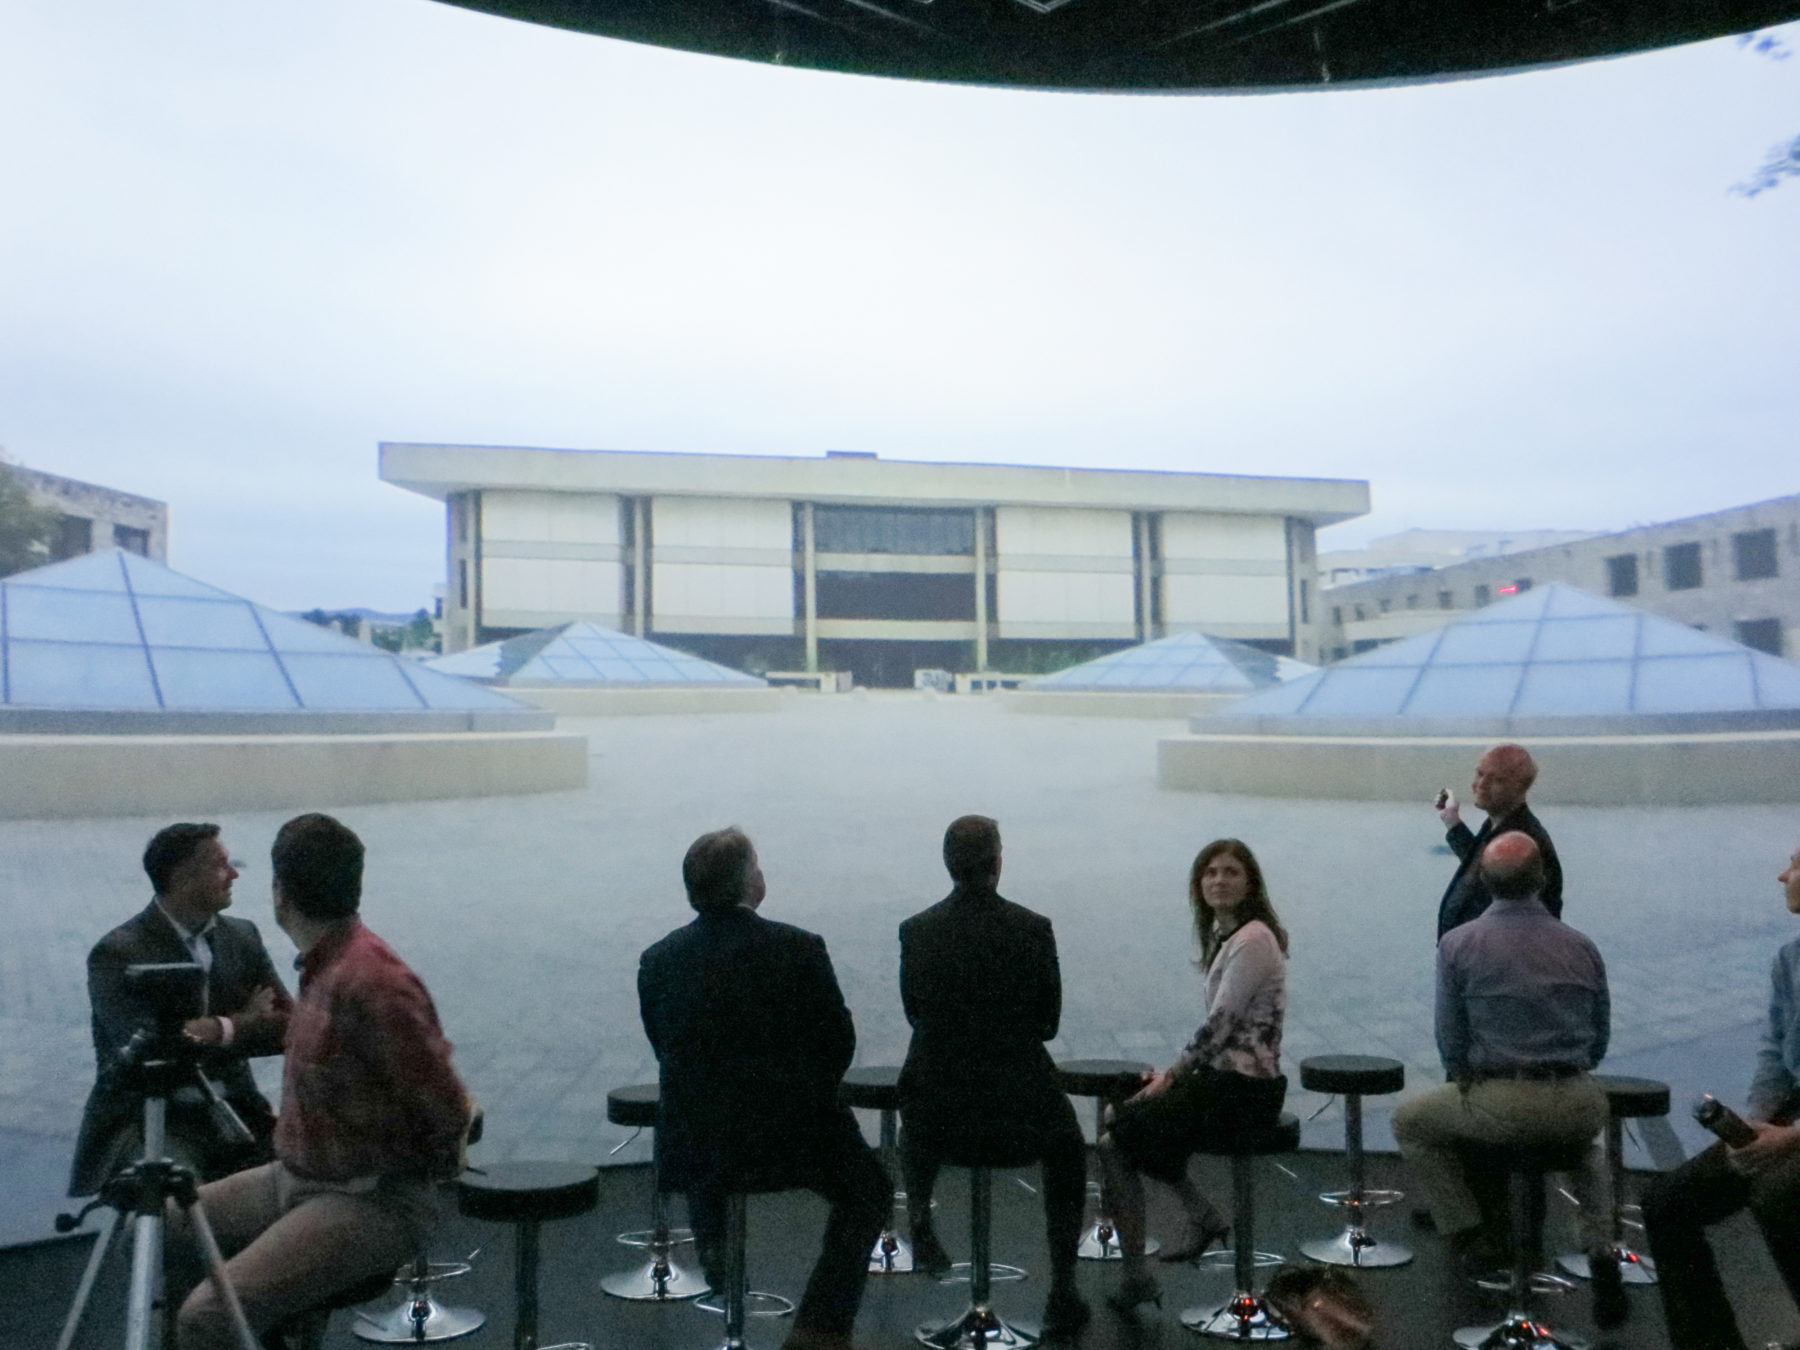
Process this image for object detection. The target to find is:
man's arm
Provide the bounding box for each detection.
[1035,917,1063,1044]
[1434,943,1469,1080]
[1588,942,1610,1068]
[341,978,469,1179]
[1445,820,1478,862]
[797,933,855,1084]
[1534,819,1564,920]
[1749,945,1800,1121]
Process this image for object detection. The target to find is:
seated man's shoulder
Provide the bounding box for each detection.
[89,905,158,961]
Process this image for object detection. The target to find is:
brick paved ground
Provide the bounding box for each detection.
[3,693,1793,1239]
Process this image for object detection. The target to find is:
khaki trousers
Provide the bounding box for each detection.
[1391,1076,1608,1243]
[173,1161,432,1350]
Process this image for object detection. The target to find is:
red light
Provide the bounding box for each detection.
[1498,585,1518,594]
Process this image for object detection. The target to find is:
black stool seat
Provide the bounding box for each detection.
[1300,1055,1405,1097]
[607,1083,659,1129]
[841,1066,902,1112]
[1592,1074,1671,1119]
[1056,1059,1154,1099]
[1202,1111,1301,1157]
[458,1163,599,1225]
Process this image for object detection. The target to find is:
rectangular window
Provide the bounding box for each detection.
[52,514,92,560]
[1736,618,1783,656]
[1514,578,1532,593]
[1332,606,1343,626]
[1353,604,1366,621]
[1665,541,1703,591]
[1606,553,1638,598]
[1299,579,1309,625]
[815,571,976,621]
[113,524,150,556]
[1733,528,1778,581]
[1378,598,1391,613]
[1406,594,1419,609]
[1474,584,1490,608]
[458,559,469,609]
[1438,590,1454,609]
[813,505,974,555]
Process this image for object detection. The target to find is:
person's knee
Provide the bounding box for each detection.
[176,1283,232,1350]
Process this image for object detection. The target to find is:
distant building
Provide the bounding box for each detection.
[1318,527,1596,588]
[1320,493,1800,661]
[12,464,167,563]
[380,445,1369,685]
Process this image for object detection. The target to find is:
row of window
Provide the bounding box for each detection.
[49,515,151,561]
[1607,527,1780,597]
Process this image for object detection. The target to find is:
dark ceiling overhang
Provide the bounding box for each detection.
[430,0,1800,92]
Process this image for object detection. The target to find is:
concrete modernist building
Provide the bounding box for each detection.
[11,463,168,563]
[1321,492,1800,663]
[380,443,1369,686]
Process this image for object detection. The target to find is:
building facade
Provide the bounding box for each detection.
[12,464,168,563]
[380,445,1369,685]
[1320,492,1800,661]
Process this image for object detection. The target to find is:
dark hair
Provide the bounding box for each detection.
[1189,838,1289,970]
[943,815,1001,887]
[1480,835,1547,901]
[683,828,755,913]
[271,813,364,922]
[143,823,222,895]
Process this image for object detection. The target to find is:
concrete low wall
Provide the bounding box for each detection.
[507,687,783,716]
[1005,690,1242,719]
[0,731,588,820]
[1157,730,1800,805]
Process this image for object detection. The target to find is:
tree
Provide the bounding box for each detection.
[1735,32,1798,198]
[0,455,57,579]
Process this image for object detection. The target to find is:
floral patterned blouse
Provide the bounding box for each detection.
[1173,919,1286,1079]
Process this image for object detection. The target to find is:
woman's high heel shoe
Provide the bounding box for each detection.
[1105,1274,1163,1315]
[1158,1218,1229,1264]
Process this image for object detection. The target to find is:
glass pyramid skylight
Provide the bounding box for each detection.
[1030,631,1314,693]
[0,549,526,715]
[1214,583,1800,725]
[427,622,763,687]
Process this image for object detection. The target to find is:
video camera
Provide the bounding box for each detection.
[103,961,254,1148]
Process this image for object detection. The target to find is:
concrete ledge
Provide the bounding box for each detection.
[1006,690,1242,719]
[507,687,783,716]
[0,732,588,820]
[1157,730,1800,805]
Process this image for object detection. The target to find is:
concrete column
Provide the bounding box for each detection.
[974,507,989,672]
[633,497,648,638]
[803,502,818,673]
[1136,512,1154,642]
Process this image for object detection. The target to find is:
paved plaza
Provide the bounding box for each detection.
[3,693,1795,1239]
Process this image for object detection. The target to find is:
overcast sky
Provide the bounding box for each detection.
[2,1,1797,610]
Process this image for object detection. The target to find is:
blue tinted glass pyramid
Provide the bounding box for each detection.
[1215,583,1800,722]
[1031,631,1314,693]
[427,622,763,687]
[0,550,524,713]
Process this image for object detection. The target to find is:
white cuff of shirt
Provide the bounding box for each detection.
[217,1015,234,1046]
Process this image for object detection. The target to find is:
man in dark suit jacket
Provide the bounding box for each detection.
[69,822,292,1197]
[899,815,1089,1337]
[639,828,887,1350]
[1434,744,1563,940]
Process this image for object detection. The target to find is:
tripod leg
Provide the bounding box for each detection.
[188,1199,262,1350]
[127,1210,164,1350]
[56,1207,122,1350]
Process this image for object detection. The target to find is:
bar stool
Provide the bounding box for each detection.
[1054,1059,1160,1261]
[600,1083,705,1301]
[458,1162,600,1350]
[1179,1111,1302,1342]
[1556,1074,1667,1287]
[841,1066,913,1273]
[353,1247,487,1343]
[1452,1140,1592,1350]
[696,1187,799,1350]
[1297,1055,1411,1269]
[916,1133,1043,1350]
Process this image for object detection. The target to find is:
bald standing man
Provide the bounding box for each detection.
[1434,744,1562,940]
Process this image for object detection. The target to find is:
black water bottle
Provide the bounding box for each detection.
[1694,1094,1757,1147]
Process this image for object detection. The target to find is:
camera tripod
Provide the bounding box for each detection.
[56,1050,261,1350]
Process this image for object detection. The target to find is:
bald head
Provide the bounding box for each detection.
[1480,831,1546,901]
[1472,744,1537,816]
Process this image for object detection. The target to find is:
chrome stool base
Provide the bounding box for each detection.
[600,1254,706,1302]
[1453,1315,1588,1350]
[353,1296,486,1344]
[1203,1247,1284,1271]
[696,1290,795,1318]
[1473,1269,1575,1297]
[1555,1246,1656,1285]
[870,1230,915,1273]
[1181,1294,1290,1341]
[916,1307,1038,1350]
[1319,1186,1403,1210]
[943,1261,1026,1285]
[618,1226,694,1249]
[1076,1220,1159,1261]
[1298,1226,1413,1268]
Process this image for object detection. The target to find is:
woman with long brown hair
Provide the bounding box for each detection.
[1097,838,1290,1313]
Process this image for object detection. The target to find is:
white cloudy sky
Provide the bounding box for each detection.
[2,0,1797,610]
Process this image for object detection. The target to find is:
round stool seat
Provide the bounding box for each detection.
[607,1083,659,1129]
[458,1163,599,1225]
[1300,1055,1404,1097]
[841,1066,902,1112]
[1056,1059,1154,1099]
[1202,1111,1301,1157]
[1592,1074,1670,1119]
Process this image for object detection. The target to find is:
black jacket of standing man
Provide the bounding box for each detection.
[898,814,1090,1338]
[1435,743,1562,940]
[69,822,292,1196]
[639,827,887,1350]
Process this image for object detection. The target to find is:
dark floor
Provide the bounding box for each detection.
[9,1152,1799,1350]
